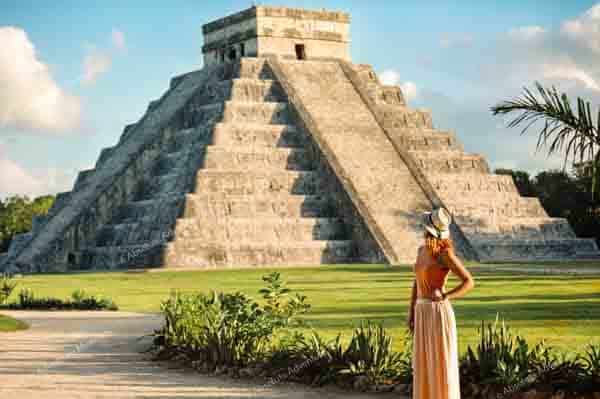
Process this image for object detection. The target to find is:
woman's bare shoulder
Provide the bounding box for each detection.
[437,246,456,268]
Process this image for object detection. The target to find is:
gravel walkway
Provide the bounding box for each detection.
[0,311,406,398]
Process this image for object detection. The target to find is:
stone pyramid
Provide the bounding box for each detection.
[2,6,598,272]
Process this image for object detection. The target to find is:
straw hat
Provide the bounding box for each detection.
[423,207,452,239]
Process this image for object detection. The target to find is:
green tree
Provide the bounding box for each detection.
[533,170,581,218]
[491,81,600,201]
[494,168,537,197]
[530,169,599,245]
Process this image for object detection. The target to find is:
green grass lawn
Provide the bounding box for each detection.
[0,314,29,332]
[3,262,600,355]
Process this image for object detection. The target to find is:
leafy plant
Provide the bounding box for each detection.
[259,271,310,328]
[580,342,600,391]
[268,322,413,388]
[343,321,406,386]
[18,288,36,307]
[154,273,311,369]
[460,313,535,391]
[70,289,118,310]
[274,329,348,385]
[582,343,600,378]
[3,287,117,310]
[0,273,17,304]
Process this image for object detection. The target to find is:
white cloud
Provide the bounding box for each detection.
[379,69,400,85]
[378,70,418,102]
[82,46,112,85]
[508,26,546,41]
[0,26,81,133]
[561,3,600,53]
[400,82,418,101]
[111,28,126,51]
[541,62,600,91]
[0,157,44,198]
[0,145,77,198]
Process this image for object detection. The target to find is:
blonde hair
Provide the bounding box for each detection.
[424,231,453,259]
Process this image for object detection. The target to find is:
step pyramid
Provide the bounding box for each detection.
[1,6,598,273]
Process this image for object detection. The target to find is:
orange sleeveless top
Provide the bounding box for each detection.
[413,246,451,299]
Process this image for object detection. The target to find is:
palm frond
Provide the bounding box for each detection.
[491,81,600,199]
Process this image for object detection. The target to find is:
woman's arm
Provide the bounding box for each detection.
[439,248,475,300]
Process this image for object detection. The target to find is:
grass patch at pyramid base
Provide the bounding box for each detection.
[4,262,599,354]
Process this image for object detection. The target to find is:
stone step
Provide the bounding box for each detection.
[117,195,185,224]
[234,58,275,80]
[94,216,346,247]
[193,78,287,105]
[227,78,286,102]
[181,102,223,129]
[221,101,291,125]
[459,217,578,241]
[203,146,312,171]
[77,239,354,269]
[194,170,322,195]
[405,134,464,151]
[410,150,490,173]
[378,105,433,129]
[95,221,175,247]
[170,126,214,152]
[77,243,168,270]
[494,217,577,240]
[372,84,405,106]
[140,172,194,197]
[174,217,347,242]
[472,238,600,262]
[430,174,519,195]
[162,239,354,268]
[211,123,304,148]
[182,193,334,218]
[449,196,548,219]
[153,147,206,176]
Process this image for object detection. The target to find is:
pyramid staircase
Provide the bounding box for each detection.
[351,64,600,261]
[2,57,598,273]
[73,59,354,269]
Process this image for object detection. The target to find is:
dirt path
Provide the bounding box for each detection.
[0,311,406,399]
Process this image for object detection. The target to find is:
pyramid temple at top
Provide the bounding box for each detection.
[2,6,598,273]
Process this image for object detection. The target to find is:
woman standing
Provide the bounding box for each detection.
[408,207,475,399]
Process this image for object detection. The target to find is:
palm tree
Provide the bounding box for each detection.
[491,81,600,200]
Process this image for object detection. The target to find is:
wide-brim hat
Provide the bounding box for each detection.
[423,207,452,239]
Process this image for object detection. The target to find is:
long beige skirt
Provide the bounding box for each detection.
[412,297,461,399]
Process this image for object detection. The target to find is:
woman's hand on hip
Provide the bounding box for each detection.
[431,288,445,302]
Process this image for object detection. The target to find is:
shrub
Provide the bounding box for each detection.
[343,321,409,387]
[460,313,537,393]
[70,289,118,311]
[271,329,348,386]
[582,343,600,378]
[267,322,413,388]
[0,273,17,304]
[154,272,310,368]
[2,288,118,311]
[460,313,600,397]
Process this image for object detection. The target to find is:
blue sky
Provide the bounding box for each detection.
[1,1,600,198]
